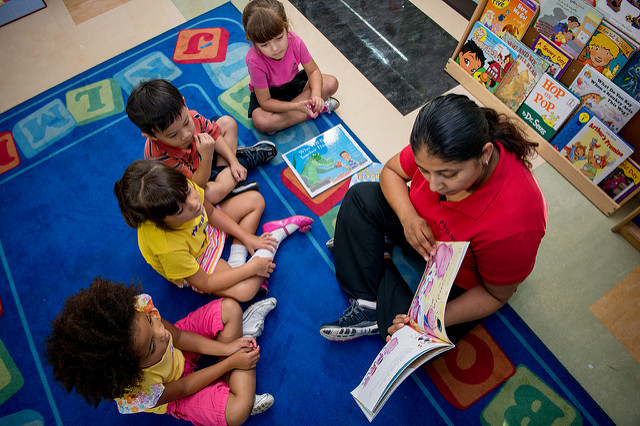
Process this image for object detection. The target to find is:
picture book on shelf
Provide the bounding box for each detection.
[595,0,640,46]
[557,113,634,184]
[569,64,640,132]
[613,51,640,102]
[550,105,598,151]
[456,21,519,93]
[576,20,639,80]
[517,73,580,140]
[282,124,372,198]
[533,0,604,58]
[532,33,573,78]
[494,32,551,111]
[479,0,540,41]
[351,241,470,422]
[598,158,640,202]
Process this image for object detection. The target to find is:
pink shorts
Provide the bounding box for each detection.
[166,298,230,426]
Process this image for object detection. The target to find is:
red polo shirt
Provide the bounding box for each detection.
[400,142,547,290]
[144,110,221,179]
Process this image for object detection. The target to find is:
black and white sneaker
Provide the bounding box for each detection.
[319,299,378,341]
[222,180,259,202]
[237,141,278,169]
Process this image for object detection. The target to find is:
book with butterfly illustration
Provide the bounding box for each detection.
[351,241,470,422]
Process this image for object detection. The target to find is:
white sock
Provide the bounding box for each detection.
[357,299,377,310]
[228,244,248,268]
[250,222,301,259]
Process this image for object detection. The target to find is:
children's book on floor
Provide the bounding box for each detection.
[351,241,470,422]
[595,0,640,47]
[533,0,604,58]
[569,64,640,132]
[613,51,640,102]
[553,111,634,183]
[532,33,574,78]
[479,0,540,41]
[456,21,519,93]
[598,158,640,202]
[517,73,580,140]
[495,32,551,111]
[576,20,639,80]
[282,124,372,198]
[349,162,384,188]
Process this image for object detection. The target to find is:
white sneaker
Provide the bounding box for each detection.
[251,393,274,415]
[243,297,277,337]
[324,97,340,114]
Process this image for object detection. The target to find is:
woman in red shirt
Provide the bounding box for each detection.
[320,94,547,343]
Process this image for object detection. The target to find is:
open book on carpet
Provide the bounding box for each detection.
[351,241,469,421]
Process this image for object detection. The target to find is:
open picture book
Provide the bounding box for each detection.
[351,241,470,421]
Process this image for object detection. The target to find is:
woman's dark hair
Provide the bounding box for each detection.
[410,93,538,168]
[126,79,186,137]
[114,159,189,230]
[242,0,288,44]
[44,278,143,407]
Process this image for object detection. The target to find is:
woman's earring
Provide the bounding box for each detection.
[485,160,489,166]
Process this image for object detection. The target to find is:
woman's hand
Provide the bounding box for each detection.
[242,233,278,256]
[401,213,436,260]
[225,337,257,356]
[228,344,260,370]
[247,256,275,278]
[386,314,411,342]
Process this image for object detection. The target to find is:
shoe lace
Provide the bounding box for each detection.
[338,299,368,325]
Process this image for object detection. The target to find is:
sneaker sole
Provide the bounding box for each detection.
[319,324,379,341]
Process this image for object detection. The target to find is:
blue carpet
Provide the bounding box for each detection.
[0,2,612,425]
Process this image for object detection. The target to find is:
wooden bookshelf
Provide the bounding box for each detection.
[445,0,640,216]
[612,204,640,251]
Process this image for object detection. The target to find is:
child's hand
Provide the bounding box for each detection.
[309,95,324,114]
[194,133,216,157]
[226,337,257,356]
[385,314,410,342]
[296,100,317,118]
[228,159,247,182]
[229,344,260,370]
[248,256,275,278]
[243,233,278,256]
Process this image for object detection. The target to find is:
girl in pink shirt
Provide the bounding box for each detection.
[243,0,340,134]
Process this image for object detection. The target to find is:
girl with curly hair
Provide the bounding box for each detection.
[45,277,276,425]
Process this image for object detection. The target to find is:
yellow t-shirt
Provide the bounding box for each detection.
[116,294,185,414]
[137,180,209,283]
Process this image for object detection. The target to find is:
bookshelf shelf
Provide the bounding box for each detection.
[612,204,640,251]
[445,0,639,217]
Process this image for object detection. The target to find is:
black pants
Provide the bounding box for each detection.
[333,182,477,343]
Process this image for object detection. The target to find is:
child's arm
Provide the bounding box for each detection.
[154,339,259,407]
[163,320,256,357]
[212,132,247,183]
[301,58,325,115]
[191,133,216,189]
[254,86,312,116]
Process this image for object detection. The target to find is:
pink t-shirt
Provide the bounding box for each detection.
[245,31,312,92]
[399,142,547,290]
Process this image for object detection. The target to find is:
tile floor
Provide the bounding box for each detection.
[1,0,639,423]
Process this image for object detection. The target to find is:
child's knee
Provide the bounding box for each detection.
[325,75,339,95]
[217,115,238,134]
[251,113,272,133]
[243,190,265,212]
[221,297,242,322]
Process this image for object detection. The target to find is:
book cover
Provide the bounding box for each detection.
[550,105,597,151]
[559,114,634,183]
[596,0,640,46]
[569,64,640,132]
[349,162,384,188]
[351,241,470,422]
[613,51,640,102]
[282,124,372,198]
[494,33,551,111]
[517,73,580,140]
[479,0,540,41]
[576,20,640,80]
[598,158,640,202]
[533,0,604,58]
[532,33,573,77]
[455,21,519,93]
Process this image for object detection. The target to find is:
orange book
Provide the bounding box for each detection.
[479,0,540,41]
